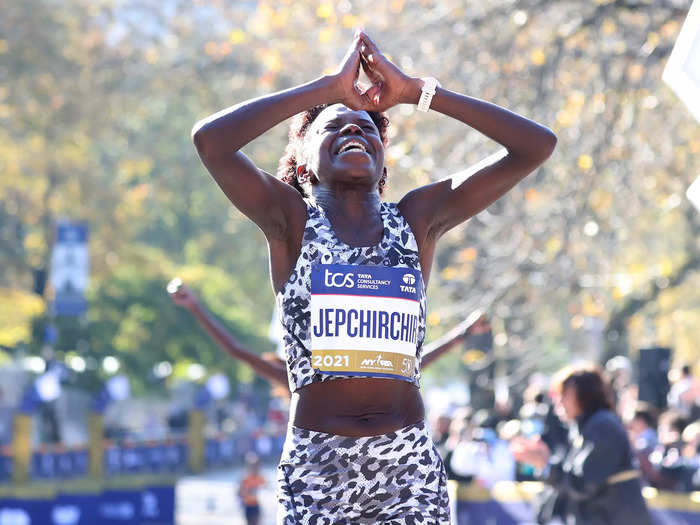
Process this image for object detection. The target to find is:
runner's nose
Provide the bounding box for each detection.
[339,123,362,135]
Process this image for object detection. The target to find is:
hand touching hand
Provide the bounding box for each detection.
[357,31,420,112]
[330,35,371,110]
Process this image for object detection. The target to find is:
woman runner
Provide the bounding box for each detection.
[191,31,556,524]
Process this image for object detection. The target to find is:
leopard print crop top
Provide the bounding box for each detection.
[275,199,427,392]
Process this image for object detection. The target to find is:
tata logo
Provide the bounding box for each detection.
[360,354,393,369]
[0,509,29,525]
[52,505,81,525]
[400,273,417,293]
[324,269,355,288]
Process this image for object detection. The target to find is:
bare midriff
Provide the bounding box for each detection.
[290,377,425,437]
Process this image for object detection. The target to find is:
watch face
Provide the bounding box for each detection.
[422,77,439,92]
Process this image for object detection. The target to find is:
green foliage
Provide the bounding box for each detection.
[2,0,698,392]
[30,251,272,394]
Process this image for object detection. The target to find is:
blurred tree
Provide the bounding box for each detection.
[1,0,697,391]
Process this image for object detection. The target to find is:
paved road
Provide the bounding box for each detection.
[176,465,278,525]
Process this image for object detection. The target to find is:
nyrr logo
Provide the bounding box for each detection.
[324,269,355,288]
[400,273,416,293]
[360,354,393,369]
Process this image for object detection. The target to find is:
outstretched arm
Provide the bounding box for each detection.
[168,279,288,389]
[421,310,483,369]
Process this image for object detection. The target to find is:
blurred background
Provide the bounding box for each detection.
[1,0,698,523]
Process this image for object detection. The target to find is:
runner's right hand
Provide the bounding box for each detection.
[329,34,371,111]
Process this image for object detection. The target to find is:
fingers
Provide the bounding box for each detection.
[339,36,362,71]
[357,31,380,56]
[363,83,382,106]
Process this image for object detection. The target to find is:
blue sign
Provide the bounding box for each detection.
[0,456,11,483]
[0,498,52,525]
[96,489,139,525]
[140,485,175,525]
[1,484,176,525]
[50,493,98,525]
[51,222,89,316]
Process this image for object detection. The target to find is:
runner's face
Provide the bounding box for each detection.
[303,104,384,191]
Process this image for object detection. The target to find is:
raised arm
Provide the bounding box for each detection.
[421,310,483,369]
[191,36,370,240]
[356,33,556,276]
[167,279,288,389]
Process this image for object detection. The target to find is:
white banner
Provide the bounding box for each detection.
[663,0,700,122]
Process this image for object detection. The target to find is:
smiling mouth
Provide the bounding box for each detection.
[337,140,368,155]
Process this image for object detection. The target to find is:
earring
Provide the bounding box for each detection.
[379,170,387,188]
[297,167,310,185]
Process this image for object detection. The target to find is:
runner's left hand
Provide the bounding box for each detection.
[357,31,421,112]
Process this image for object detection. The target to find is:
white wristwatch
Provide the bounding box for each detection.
[417,77,440,112]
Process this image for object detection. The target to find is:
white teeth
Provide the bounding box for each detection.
[338,141,367,154]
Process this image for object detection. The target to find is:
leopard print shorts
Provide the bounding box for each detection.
[276,420,450,524]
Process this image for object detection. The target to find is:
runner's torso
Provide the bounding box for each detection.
[276,199,427,436]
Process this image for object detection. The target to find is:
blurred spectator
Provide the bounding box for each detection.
[682,421,700,460]
[432,412,453,458]
[445,406,515,488]
[442,407,473,482]
[0,388,12,446]
[512,363,652,525]
[657,410,687,455]
[628,404,658,453]
[238,452,266,525]
[668,364,699,419]
[638,410,698,491]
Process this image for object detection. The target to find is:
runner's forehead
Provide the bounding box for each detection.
[312,104,375,131]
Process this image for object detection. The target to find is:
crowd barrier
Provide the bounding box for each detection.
[0,408,286,524]
[0,436,280,481]
[0,476,174,525]
[450,481,700,525]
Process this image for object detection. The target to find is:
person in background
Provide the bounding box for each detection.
[638,410,695,491]
[512,363,652,525]
[432,412,453,458]
[238,452,266,525]
[442,406,475,483]
[627,403,658,454]
[668,364,699,420]
[681,422,700,491]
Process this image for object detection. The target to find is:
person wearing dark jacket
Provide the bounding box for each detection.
[512,364,652,525]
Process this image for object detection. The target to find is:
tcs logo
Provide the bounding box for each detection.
[324,269,355,288]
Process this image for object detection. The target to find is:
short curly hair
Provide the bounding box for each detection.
[276,104,390,196]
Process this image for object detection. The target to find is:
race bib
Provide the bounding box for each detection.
[310,263,422,380]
